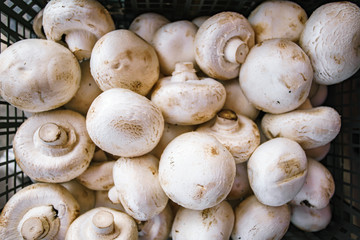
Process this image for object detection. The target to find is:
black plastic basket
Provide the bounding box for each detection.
[0,0,359,239]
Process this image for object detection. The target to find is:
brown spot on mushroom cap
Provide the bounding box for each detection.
[111,120,144,138]
[277,39,290,49]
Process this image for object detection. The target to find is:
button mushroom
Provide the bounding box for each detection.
[191,16,210,28]
[13,109,95,183]
[32,9,45,39]
[151,62,226,125]
[299,1,360,85]
[159,132,236,210]
[194,11,255,80]
[227,162,252,201]
[239,38,313,114]
[65,207,138,240]
[42,0,115,60]
[94,190,125,212]
[61,180,96,214]
[196,109,260,164]
[90,29,160,96]
[305,143,331,161]
[0,39,81,113]
[0,183,80,240]
[86,88,164,157]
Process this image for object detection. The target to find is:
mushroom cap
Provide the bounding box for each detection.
[247,137,308,207]
[171,201,234,240]
[261,106,341,149]
[61,180,96,214]
[32,9,45,39]
[113,154,168,221]
[227,162,252,200]
[152,20,198,76]
[0,39,81,113]
[291,158,335,209]
[94,190,125,212]
[191,16,210,28]
[86,88,164,157]
[231,195,291,240]
[129,12,170,43]
[76,161,115,191]
[194,11,255,80]
[248,0,307,43]
[65,207,138,240]
[0,183,80,240]
[43,0,115,60]
[239,38,313,114]
[196,110,260,164]
[159,132,236,210]
[299,2,360,85]
[90,29,160,96]
[13,109,95,183]
[305,143,331,161]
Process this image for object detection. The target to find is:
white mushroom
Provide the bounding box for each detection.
[299,1,360,85]
[231,195,291,240]
[196,109,260,164]
[43,0,115,60]
[86,88,164,157]
[76,161,115,191]
[65,207,138,240]
[129,12,170,43]
[171,201,234,240]
[151,62,226,125]
[0,183,80,240]
[239,38,313,114]
[261,106,341,149]
[32,9,45,39]
[191,16,210,28]
[90,29,160,96]
[13,109,95,183]
[248,0,307,43]
[305,143,331,161]
[159,132,236,210]
[0,39,81,113]
[309,82,328,107]
[194,11,255,80]
[152,20,198,75]
[113,154,169,221]
[247,137,308,207]
[61,180,96,214]
[227,163,252,201]
[291,158,335,209]
[94,190,125,212]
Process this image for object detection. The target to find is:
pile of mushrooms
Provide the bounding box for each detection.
[1,0,360,239]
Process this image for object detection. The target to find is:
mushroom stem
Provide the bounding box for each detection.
[171,62,199,82]
[224,38,249,64]
[38,123,68,146]
[212,109,241,132]
[92,210,115,235]
[21,217,49,240]
[65,30,98,60]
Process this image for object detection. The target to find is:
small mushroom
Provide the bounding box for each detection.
[159,132,236,210]
[0,183,80,240]
[94,190,125,212]
[90,29,160,96]
[305,143,331,161]
[196,109,260,164]
[86,88,164,157]
[32,9,45,39]
[227,163,252,201]
[129,12,170,43]
[0,39,81,113]
[152,20,198,75]
[291,158,335,209]
[239,38,313,114]
[194,11,255,80]
[290,203,332,232]
[261,106,341,149]
[61,180,96,214]
[151,62,226,125]
[113,154,169,221]
[248,0,307,43]
[247,137,308,207]
[43,0,115,60]
[299,1,360,85]
[65,207,138,240]
[171,201,234,240]
[231,195,291,240]
[13,109,95,183]
[191,16,210,28]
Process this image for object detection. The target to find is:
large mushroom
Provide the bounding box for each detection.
[42,0,115,60]
[0,183,80,240]
[194,11,255,80]
[0,39,81,113]
[13,109,95,183]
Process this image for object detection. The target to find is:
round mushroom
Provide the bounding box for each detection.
[61,180,96,214]
[90,29,160,96]
[227,162,252,201]
[299,1,360,85]
[65,207,138,240]
[248,0,307,43]
[239,38,313,114]
[305,143,331,161]
[191,16,210,28]
[151,62,226,125]
[0,183,80,240]
[13,109,95,183]
[32,9,45,39]
[86,88,164,157]
[0,39,81,113]
[43,0,115,60]
[194,11,255,80]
